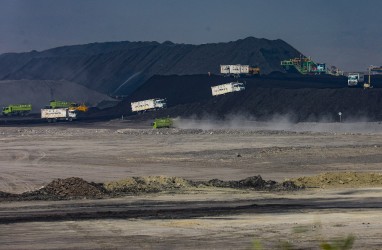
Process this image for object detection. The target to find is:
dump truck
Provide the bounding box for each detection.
[49,100,76,109]
[131,98,167,112]
[220,65,260,76]
[41,108,77,122]
[49,100,88,112]
[152,118,173,129]
[2,104,32,116]
[347,73,364,87]
[211,82,245,96]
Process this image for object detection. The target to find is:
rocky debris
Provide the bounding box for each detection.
[2,172,382,202]
[19,177,105,200]
[0,127,114,137]
[104,176,191,194]
[196,175,302,191]
[0,175,303,201]
[104,175,303,195]
[0,191,15,198]
[292,172,382,188]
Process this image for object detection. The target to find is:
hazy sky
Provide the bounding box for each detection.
[1,0,381,71]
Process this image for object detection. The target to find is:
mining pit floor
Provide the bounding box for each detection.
[1,120,382,249]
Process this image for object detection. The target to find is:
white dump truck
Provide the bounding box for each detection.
[211,82,245,96]
[347,73,364,86]
[131,98,167,112]
[220,64,260,76]
[41,108,77,122]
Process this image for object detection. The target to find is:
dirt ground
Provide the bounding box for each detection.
[1,120,382,249]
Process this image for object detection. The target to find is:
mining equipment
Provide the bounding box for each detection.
[211,82,245,96]
[327,66,344,76]
[41,108,77,122]
[49,100,76,109]
[281,56,326,75]
[363,66,373,89]
[347,73,365,87]
[371,66,382,74]
[131,98,167,113]
[69,103,89,112]
[2,104,32,116]
[152,118,173,129]
[220,65,260,77]
[48,100,88,112]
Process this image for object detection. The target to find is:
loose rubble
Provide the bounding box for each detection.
[4,172,382,202]
[16,177,105,200]
[0,175,303,201]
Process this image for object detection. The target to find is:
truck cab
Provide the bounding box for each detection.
[68,110,77,120]
[155,99,167,109]
[232,82,245,92]
[347,73,364,87]
[2,107,10,115]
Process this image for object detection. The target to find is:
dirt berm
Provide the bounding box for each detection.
[292,172,382,188]
[3,172,382,202]
[0,175,301,201]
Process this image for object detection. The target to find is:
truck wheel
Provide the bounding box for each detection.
[47,119,52,123]
[68,117,73,122]
[53,119,57,123]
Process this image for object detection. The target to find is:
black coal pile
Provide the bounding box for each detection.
[0,37,300,95]
[110,74,382,122]
[18,177,105,201]
[199,175,302,191]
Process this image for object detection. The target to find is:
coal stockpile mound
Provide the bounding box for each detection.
[0,37,299,95]
[115,74,382,122]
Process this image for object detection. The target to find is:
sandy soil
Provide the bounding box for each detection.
[0,120,382,249]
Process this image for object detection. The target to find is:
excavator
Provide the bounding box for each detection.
[69,103,89,112]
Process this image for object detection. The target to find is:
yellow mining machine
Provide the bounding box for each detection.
[363,66,373,89]
[69,103,89,112]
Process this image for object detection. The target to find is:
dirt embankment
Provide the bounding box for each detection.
[3,172,382,202]
[0,175,302,201]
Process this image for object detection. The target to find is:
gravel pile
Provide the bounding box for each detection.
[16,177,106,200]
[104,176,191,194]
[195,175,302,191]
[38,177,105,198]
[292,172,382,188]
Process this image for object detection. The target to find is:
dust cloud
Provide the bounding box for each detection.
[173,114,382,134]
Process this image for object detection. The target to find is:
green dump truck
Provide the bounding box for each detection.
[2,104,32,116]
[49,100,77,109]
[152,118,173,129]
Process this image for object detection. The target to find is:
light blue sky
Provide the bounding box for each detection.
[1,0,381,71]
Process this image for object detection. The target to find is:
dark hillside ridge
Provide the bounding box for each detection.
[109,74,382,122]
[0,37,301,95]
